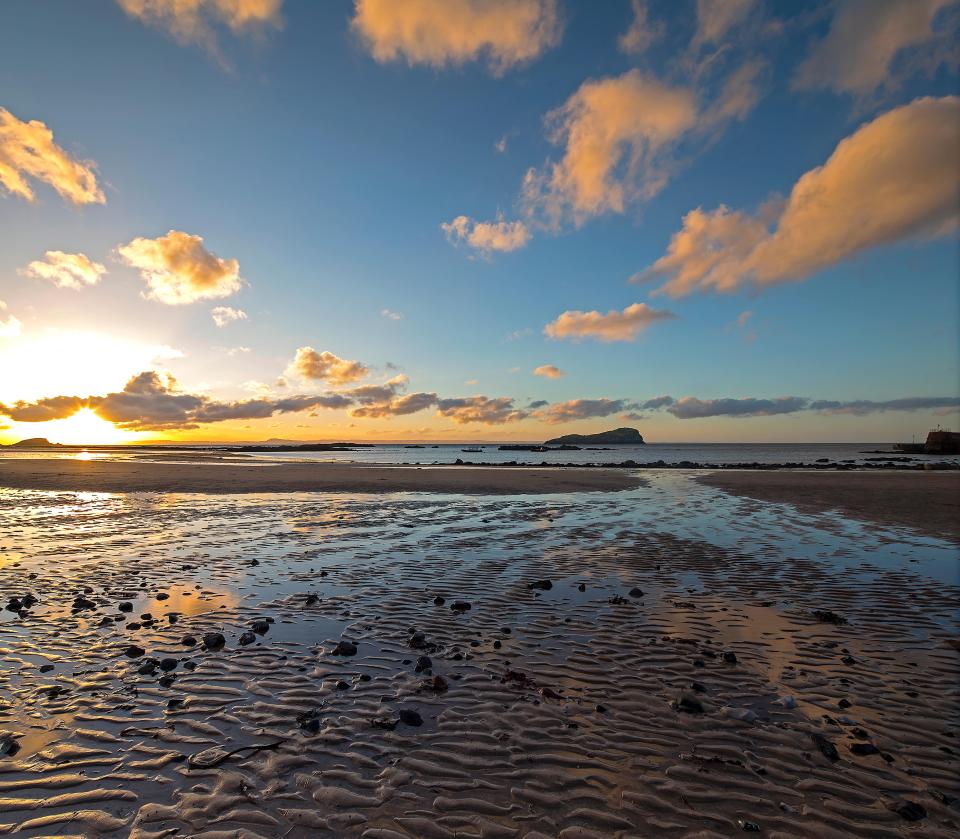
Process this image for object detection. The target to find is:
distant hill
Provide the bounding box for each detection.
[543,427,645,446]
[8,437,61,448]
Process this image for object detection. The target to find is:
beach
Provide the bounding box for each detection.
[0,468,957,837]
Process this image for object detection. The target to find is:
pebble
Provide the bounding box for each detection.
[124,645,146,658]
[528,579,552,591]
[332,640,358,656]
[398,709,423,726]
[414,655,432,673]
[675,692,705,714]
[450,601,471,613]
[238,631,257,646]
[202,632,226,651]
[628,587,643,597]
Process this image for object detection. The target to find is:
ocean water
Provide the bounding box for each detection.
[0,441,956,466]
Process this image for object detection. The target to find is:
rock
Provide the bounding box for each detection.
[723,706,757,723]
[336,680,350,690]
[398,709,423,726]
[159,658,178,672]
[38,664,54,673]
[528,579,552,591]
[812,609,847,625]
[250,619,270,634]
[889,800,926,821]
[158,674,176,688]
[414,655,432,673]
[722,651,738,664]
[332,640,358,656]
[811,732,839,761]
[118,602,133,612]
[577,583,586,592]
[181,635,197,647]
[450,601,471,613]
[409,632,428,649]
[155,592,169,601]
[428,675,448,693]
[433,595,445,606]
[838,698,851,709]
[372,717,398,731]
[5,598,22,612]
[690,681,707,693]
[137,660,158,675]
[72,596,97,611]
[298,710,322,733]
[738,820,761,832]
[238,631,256,646]
[595,704,607,713]
[850,742,878,756]
[0,732,21,758]
[675,692,705,714]
[305,594,319,606]
[124,645,146,658]
[202,632,226,651]
[628,587,643,597]
[493,640,502,649]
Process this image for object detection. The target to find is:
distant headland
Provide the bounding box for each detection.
[543,427,645,446]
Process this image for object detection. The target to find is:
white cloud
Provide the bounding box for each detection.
[544,302,676,342]
[380,308,403,321]
[442,214,531,255]
[350,0,562,75]
[0,107,104,205]
[211,305,248,327]
[20,251,106,290]
[640,96,960,297]
[288,347,369,385]
[0,301,21,338]
[117,230,243,305]
[533,364,565,379]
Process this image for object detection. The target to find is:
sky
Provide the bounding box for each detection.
[0,0,958,445]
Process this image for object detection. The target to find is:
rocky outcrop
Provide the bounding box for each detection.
[543,427,644,446]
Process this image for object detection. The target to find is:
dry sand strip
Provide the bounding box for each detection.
[0,457,642,495]
[699,469,960,544]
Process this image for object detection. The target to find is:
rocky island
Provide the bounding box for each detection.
[543,427,645,446]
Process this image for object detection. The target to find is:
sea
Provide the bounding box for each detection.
[1,442,956,466]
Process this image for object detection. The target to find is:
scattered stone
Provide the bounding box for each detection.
[889,800,927,821]
[124,645,146,658]
[813,609,847,625]
[450,601,471,613]
[675,692,705,714]
[137,660,158,675]
[238,631,256,646]
[427,675,448,693]
[304,594,319,606]
[372,717,397,731]
[433,595,445,606]
[181,635,197,647]
[202,633,225,651]
[0,732,21,758]
[336,680,350,690]
[297,708,323,733]
[38,664,54,673]
[811,732,839,762]
[155,592,169,601]
[158,674,176,688]
[332,640,358,656]
[72,596,97,611]
[722,651,738,664]
[838,698,851,709]
[250,619,270,634]
[409,632,428,649]
[628,587,643,597]
[528,579,552,591]
[414,655,432,673]
[577,583,586,592]
[159,658,178,672]
[595,704,607,713]
[850,742,879,756]
[690,681,707,694]
[738,820,761,832]
[398,709,423,727]
[493,640,502,649]
[118,602,133,613]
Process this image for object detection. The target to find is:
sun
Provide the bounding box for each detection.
[27,409,147,446]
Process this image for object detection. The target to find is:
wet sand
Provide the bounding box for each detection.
[0,457,641,494]
[700,470,960,543]
[0,475,957,837]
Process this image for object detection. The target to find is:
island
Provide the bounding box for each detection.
[543,427,645,446]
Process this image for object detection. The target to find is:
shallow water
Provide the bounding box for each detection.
[0,474,957,837]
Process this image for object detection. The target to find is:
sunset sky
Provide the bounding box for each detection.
[1,0,958,444]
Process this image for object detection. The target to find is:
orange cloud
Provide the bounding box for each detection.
[0,108,104,205]
[117,0,282,50]
[351,0,562,74]
[793,0,957,96]
[288,347,369,385]
[117,230,243,304]
[436,395,528,425]
[533,364,565,379]
[640,96,960,297]
[21,251,106,290]
[0,301,22,339]
[442,214,531,255]
[544,302,676,343]
[691,0,757,50]
[619,0,663,55]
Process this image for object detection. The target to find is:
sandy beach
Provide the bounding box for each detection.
[699,470,960,544]
[0,457,641,495]
[0,469,957,837]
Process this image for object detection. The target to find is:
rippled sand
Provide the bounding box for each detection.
[0,473,957,837]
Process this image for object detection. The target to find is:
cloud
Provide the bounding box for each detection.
[666,396,808,419]
[436,396,528,425]
[533,364,565,379]
[521,71,699,228]
[793,0,958,97]
[0,301,21,338]
[288,347,369,385]
[735,310,753,329]
[350,0,562,74]
[810,396,960,416]
[640,394,674,410]
[0,107,104,205]
[494,135,508,153]
[442,214,531,255]
[536,398,635,424]
[21,251,106,290]
[211,305,247,327]
[117,230,243,305]
[380,308,404,321]
[640,96,960,297]
[117,0,283,53]
[691,0,757,50]
[544,302,676,342]
[352,392,439,418]
[619,0,663,55]
[0,395,86,422]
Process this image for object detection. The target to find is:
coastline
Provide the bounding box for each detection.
[699,469,960,543]
[0,457,643,494]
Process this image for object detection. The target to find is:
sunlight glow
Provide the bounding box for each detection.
[23,408,146,446]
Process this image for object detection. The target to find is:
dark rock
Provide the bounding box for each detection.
[428,675,448,692]
[304,594,319,606]
[72,596,97,611]
[124,645,146,658]
[675,692,705,714]
[838,698,851,709]
[118,602,133,612]
[238,631,256,646]
[690,681,707,693]
[159,658,178,672]
[577,583,586,592]
[889,800,926,821]
[336,680,350,690]
[0,732,21,758]
[181,635,197,647]
[850,742,878,756]
[158,675,176,688]
[5,598,22,612]
[738,820,761,832]
[155,592,169,601]
[811,732,839,761]
[528,579,553,591]
[332,640,358,656]
[137,660,158,675]
[250,619,270,634]
[38,664,54,673]
[812,609,847,625]
[433,595,445,606]
[595,704,607,713]
[398,709,423,726]
[202,632,226,651]
[372,717,397,731]
[628,587,643,597]
[450,601,471,613]
[493,640,502,649]
[414,655,432,673]
[409,632,428,649]
[722,651,738,664]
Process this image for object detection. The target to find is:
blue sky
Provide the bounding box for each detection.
[0,0,958,443]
